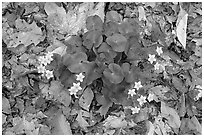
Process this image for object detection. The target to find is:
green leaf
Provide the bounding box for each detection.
[83,30,103,49]
[161,101,181,129]
[63,52,87,73]
[103,63,124,84]
[64,36,84,54]
[104,21,119,37]
[86,15,103,31]
[121,63,134,83]
[106,33,127,52]
[79,87,94,111]
[118,21,137,36]
[80,61,101,85]
[96,93,113,117]
[106,11,122,23]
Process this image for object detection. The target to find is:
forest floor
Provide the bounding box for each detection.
[2,2,202,135]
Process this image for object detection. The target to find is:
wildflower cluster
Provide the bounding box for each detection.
[194,85,202,101]
[37,52,54,79]
[128,81,148,114]
[68,73,85,98]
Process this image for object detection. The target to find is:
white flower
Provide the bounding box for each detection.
[131,107,140,114]
[148,54,156,64]
[69,82,82,98]
[69,86,79,97]
[37,64,46,74]
[134,81,143,90]
[194,85,202,100]
[45,70,53,79]
[154,62,160,70]
[156,46,163,56]
[128,88,136,97]
[38,56,49,66]
[73,82,82,91]
[160,63,166,71]
[137,95,147,106]
[76,73,85,82]
[147,93,154,102]
[45,52,53,64]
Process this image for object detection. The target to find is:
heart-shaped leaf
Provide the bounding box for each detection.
[79,87,94,111]
[96,93,113,117]
[104,21,120,37]
[64,36,84,54]
[106,11,122,23]
[83,30,103,49]
[86,15,103,31]
[98,42,117,61]
[103,63,124,84]
[121,63,134,83]
[82,61,101,85]
[106,33,127,52]
[63,52,87,73]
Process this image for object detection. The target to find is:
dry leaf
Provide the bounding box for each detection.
[146,120,154,135]
[104,115,127,129]
[79,87,94,111]
[138,6,146,21]
[176,6,188,49]
[161,101,181,129]
[52,114,72,135]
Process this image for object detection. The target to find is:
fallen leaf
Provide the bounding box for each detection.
[2,96,11,114]
[103,115,127,129]
[79,87,94,111]
[138,6,146,21]
[161,101,181,129]
[47,39,67,57]
[40,81,71,107]
[179,93,186,117]
[146,120,154,135]
[51,113,72,135]
[2,113,7,124]
[76,110,89,129]
[188,116,202,134]
[66,3,104,35]
[176,6,188,49]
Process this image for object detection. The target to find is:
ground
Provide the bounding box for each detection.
[2,2,202,135]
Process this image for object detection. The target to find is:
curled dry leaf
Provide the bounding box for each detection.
[176,6,188,49]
